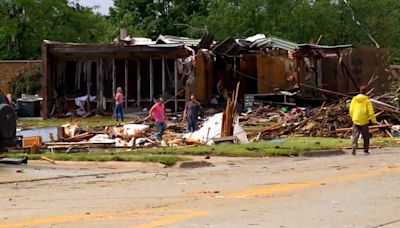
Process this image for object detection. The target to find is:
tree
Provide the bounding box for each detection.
[0,0,114,60]
[109,0,212,39]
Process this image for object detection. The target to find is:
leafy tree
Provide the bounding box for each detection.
[109,0,212,39]
[0,0,114,60]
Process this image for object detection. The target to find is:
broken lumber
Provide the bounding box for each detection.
[335,124,392,132]
[41,156,56,164]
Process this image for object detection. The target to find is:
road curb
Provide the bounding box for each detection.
[300,149,345,157]
[176,160,215,168]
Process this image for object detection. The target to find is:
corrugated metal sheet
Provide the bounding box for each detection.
[156,35,201,46]
[298,44,353,49]
[212,38,248,56]
[250,37,298,51]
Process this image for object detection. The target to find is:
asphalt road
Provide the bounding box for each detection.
[1,147,400,228]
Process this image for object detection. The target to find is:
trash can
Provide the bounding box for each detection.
[17,96,42,117]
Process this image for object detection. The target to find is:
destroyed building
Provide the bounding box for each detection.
[192,34,392,107]
[42,39,193,119]
[41,32,392,118]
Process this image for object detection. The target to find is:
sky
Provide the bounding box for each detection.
[77,0,114,15]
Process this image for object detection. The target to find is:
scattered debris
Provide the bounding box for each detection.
[177,160,214,168]
[41,156,56,164]
[0,157,28,165]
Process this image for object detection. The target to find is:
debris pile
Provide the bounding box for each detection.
[246,97,400,140]
[13,87,400,154]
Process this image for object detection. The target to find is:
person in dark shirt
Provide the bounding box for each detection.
[183,94,201,133]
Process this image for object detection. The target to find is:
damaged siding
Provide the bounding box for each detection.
[257,50,297,93]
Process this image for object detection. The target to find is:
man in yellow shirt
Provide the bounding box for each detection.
[349,86,377,155]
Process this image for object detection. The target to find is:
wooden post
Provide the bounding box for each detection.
[99,59,104,112]
[96,60,100,112]
[137,59,141,108]
[124,59,128,108]
[162,57,166,94]
[86,61,91,112]
[112,59,116,112]
[150,58,154,102]
[174,59,178,112]
[233,57,237,79]
[42,43,51,119]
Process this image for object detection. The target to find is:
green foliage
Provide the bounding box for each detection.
[0,153,188,166]
[1,0,400,63]
[0,0,115,60]
[9,67,42,99]
[109,0,212,39]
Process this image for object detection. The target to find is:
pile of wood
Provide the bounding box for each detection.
[221,83,240,137]
[248,97,400,140]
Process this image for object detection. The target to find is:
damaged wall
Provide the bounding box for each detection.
[191,50,215,102]
[340,47,391,94]
[257,50,297,94]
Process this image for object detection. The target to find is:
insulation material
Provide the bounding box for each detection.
[183,113,248,145]
[123,124,149,137]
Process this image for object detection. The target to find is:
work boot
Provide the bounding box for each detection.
[364,151,370,155]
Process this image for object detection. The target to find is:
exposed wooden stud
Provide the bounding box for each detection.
[150,58,154,102]
[112,58,116,111]
[137,59,141,108]
[124,59,128,108]
[86,61,91,112]
[99,59,104,112]
[42,44,49,119]
[96,60,100,111]
[162,57,166,94]
[174,59,178,112]
[233,57,237,79]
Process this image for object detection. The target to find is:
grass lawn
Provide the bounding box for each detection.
[1,152,188,166]
[135,137,399,157]
[18,116,137,129]
[1,137,398,164]
[12,116,400,163]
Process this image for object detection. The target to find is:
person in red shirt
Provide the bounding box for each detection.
[114,87,124,124]
[148,98,165,140]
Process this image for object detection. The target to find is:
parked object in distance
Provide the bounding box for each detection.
[0,88,16,147]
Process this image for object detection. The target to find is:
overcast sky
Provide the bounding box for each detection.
[77,0,114,15]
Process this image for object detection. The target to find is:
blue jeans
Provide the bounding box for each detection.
[115,104,124,122]
[187,116,197,133]
[156,122,165,140]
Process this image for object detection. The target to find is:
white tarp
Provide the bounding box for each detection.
[123,124,149,136]
[183,113,249,145]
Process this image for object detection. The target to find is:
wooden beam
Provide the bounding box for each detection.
[42,43,50,119]
[150,58,154,102]
[162,57,166,94]
[86,61,91,112]
[112,59,116,112]
[96,60,100,111]
[124,59,128,108]
[137,59,141,108]
[174,59,178,112]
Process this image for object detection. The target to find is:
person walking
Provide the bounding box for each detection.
[183,94,201,133]
[114,87,124,125]
[148,98,165,140]
[349,85,377,155]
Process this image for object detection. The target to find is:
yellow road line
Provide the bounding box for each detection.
[0,209,205,228]
[2,165,400,227]
[228,166,400,198]
[134,210,208,228]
